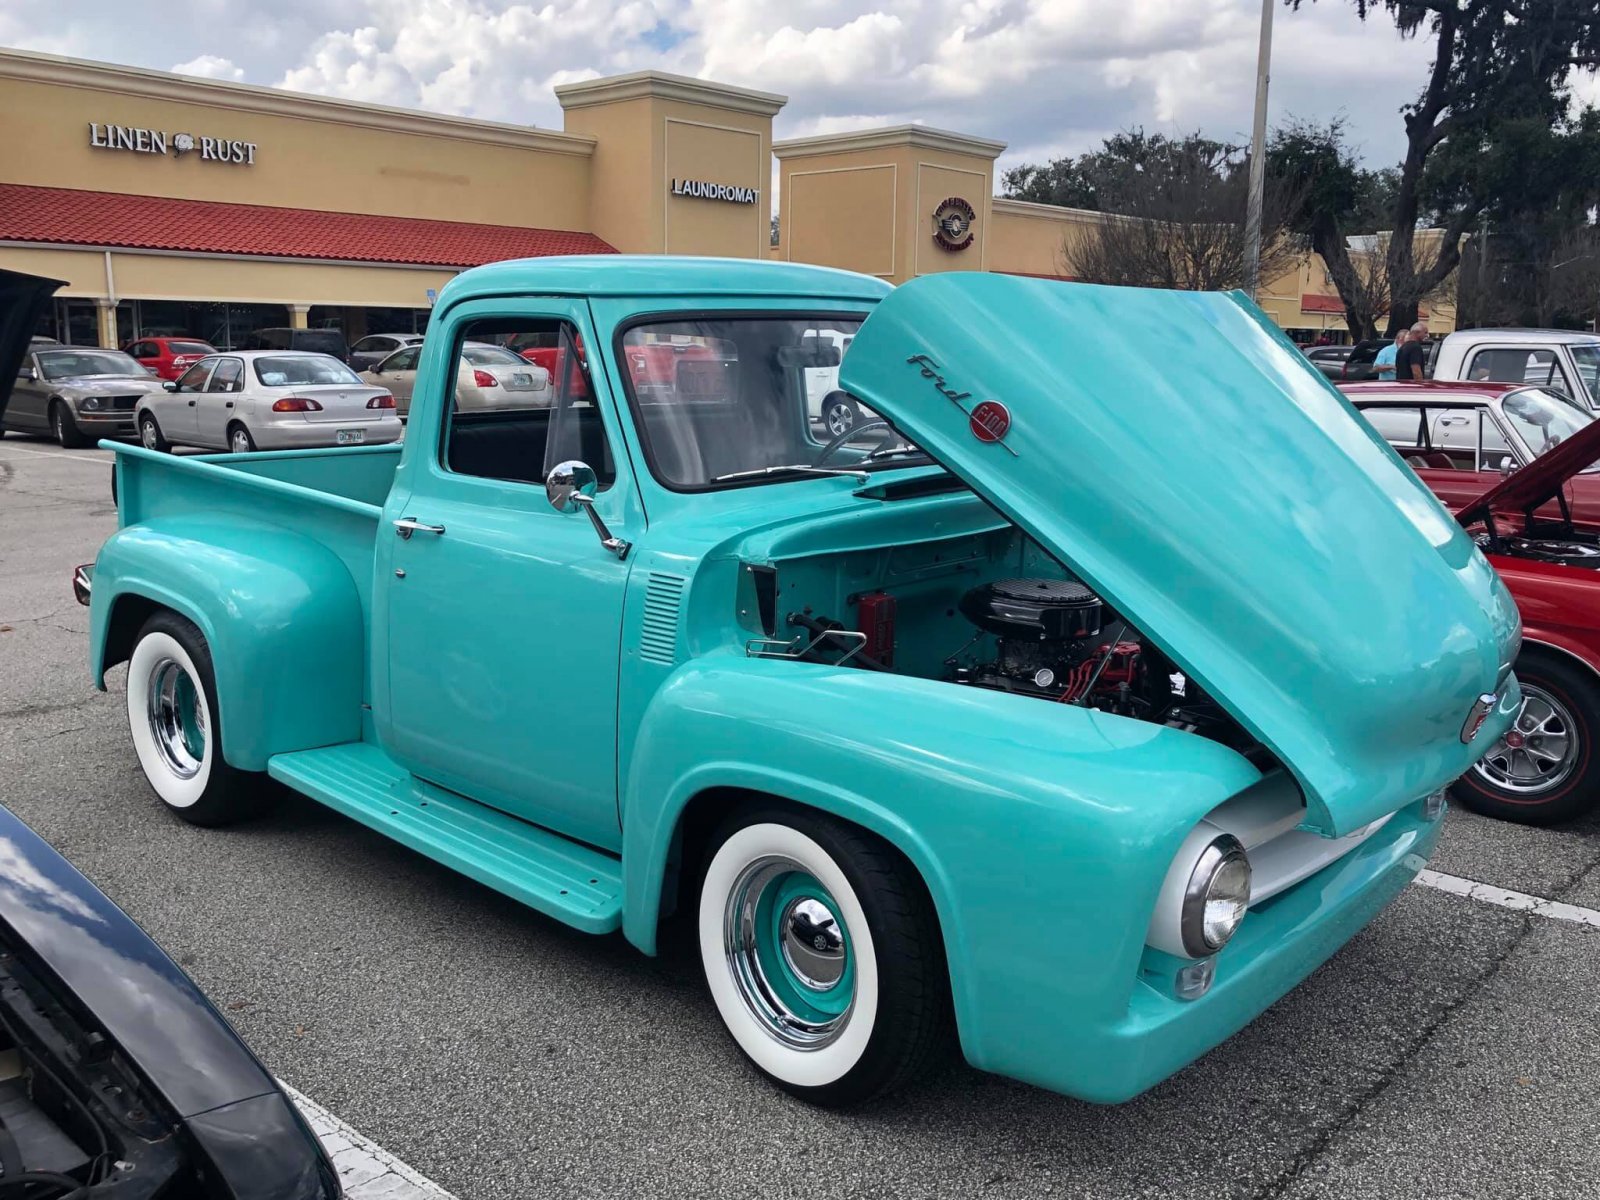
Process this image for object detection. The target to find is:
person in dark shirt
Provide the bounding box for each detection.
[1395,321,1430,381]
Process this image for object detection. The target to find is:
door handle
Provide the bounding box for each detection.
[187,400,196,407]
[225,401,234,408]
[393,517,446,539]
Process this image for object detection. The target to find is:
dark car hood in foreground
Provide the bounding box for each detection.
[0,802,334,1195]
[842,273,1521,838]
[0,268,66,422]
[1456,415,1600,529]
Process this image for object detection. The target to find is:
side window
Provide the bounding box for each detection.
[130,341,152,359]
[441,318,614,490]
[383,347,420,373]
[1364,406,1423,453]
[207,358,243,392]
[175,361,214,392]
[1468,347,1564,390]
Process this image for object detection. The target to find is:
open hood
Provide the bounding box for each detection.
[841,273,1520,837]
[1455,411,1600,529]
[0,268,67,423]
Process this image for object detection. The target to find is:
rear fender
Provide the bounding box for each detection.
[620,654,1262,1067]
[91,518,364,770]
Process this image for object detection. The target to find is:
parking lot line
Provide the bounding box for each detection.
[1415,869,1600,930]
[0,445,112,465]
[281,1082,458,1199]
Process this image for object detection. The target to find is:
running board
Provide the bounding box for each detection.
[267,743,622,933]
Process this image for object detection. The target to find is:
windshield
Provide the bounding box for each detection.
[252,355,362,387]
[461,344,526,367]
[168,341,214,355]
[1500,387,1596,466]
[36,350,143,379]
[1570,345,1600,401]
[619,315,924,488]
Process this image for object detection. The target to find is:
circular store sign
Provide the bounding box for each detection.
[932,197,976,251]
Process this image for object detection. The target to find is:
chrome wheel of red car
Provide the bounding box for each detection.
[1453,651,1600,825]
[1472,684,1578,795]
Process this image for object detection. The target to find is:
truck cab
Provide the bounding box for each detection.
[76,258,1521,1109]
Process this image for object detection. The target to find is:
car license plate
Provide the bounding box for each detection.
[336,429,366,445]
[511,373,532,386]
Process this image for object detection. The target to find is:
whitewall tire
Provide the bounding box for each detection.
[125,612,268,826]
[697,809,947,1106]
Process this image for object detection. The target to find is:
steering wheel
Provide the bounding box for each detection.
[814,419,891,467]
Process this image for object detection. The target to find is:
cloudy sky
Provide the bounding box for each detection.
[5,0,1585,181]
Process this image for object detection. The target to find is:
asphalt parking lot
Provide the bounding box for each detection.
[3,436,1599,1200]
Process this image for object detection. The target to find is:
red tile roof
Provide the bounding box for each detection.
[0,184,616,267]
[1300,293,1345,314]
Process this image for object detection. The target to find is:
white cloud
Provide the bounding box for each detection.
[3,0,1586,176]
[171,53,246,81]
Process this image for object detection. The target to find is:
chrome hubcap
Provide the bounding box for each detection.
[146,658,205,779]
[141,420,157,448]
[231,430,249,453]
[825,406,853,437]
[1473,683,1578,795]
[724,856,854,1051]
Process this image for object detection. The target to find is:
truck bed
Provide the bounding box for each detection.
[108,440,394,645]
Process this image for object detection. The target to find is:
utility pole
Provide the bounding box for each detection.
[1243,0,1275,301]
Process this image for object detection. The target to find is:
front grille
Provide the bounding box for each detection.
[107,395,141,411]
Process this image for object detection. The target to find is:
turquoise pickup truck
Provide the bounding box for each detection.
[74,258,1521,1107]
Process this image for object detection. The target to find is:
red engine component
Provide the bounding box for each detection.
[855,592,897,668]
[1060,640,1141,703]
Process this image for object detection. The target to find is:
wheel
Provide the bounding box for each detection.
[698,807,947,1106]
[125,611,268,826]
[819,393,859,439]
[51,402,87,449]
[1453,650,1600,824]
[138,412,169,453]
[228,424,256,454]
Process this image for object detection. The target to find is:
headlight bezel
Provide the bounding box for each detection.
[1179,834,1251,958]
[79,396,101,411]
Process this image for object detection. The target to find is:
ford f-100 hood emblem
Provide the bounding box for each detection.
[1461,693,1499,744]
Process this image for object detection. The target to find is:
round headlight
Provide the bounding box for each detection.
[1181,835,1251,957]
[80,396,101,411]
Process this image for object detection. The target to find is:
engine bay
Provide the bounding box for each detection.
[741,525,1263,758]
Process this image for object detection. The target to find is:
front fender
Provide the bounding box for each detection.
[91,518,364,770]
[620,654,1262,1071]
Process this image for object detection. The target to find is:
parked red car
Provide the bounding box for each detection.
[1352,387,1600,823]
[123,336,217,381]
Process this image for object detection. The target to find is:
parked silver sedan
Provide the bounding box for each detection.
[3,347,165,447]
[360,341,551,419]
[135,351,402,453]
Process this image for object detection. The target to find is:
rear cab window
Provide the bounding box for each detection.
[252,356,361,387]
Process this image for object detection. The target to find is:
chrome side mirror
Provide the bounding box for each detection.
[162,380,179,392]
[546,459,598,513]
[22,367,37,382]
[546,460,630,560]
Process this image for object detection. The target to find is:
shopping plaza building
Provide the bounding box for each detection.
[0,47,1454,349]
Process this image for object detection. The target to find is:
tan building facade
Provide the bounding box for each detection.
[0,46,1450,352]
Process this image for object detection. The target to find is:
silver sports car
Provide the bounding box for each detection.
[3,347,165,447]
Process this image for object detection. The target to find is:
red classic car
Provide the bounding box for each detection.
[1348,384,1600,823]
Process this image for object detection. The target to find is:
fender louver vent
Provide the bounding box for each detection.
[640,572,687,665]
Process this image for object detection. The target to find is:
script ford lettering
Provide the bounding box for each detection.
[905,354,1018,455]
[88,123,257,166]
[670,178,758,204]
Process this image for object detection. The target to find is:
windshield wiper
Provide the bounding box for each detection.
[711,464,869,483]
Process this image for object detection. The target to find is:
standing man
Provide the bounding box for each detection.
[1395,321,1430,381]
[1374,328,1406,380]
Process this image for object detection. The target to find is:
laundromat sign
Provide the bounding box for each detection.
[88,122,257,165]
